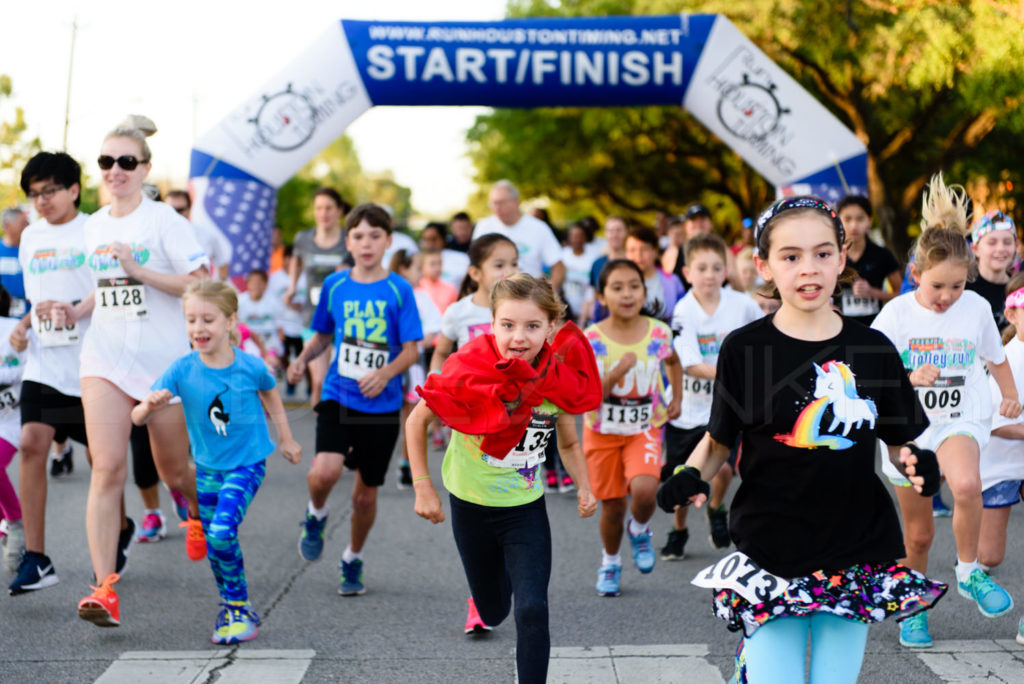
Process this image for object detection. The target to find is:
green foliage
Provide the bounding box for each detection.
[0,75,42,210]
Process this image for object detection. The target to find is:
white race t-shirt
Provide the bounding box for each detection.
[19,212,93,397]
[872,290,1004,426]
[440,249,470,290]
[238,291,283,356]
[80,197,210,400]
[440,294,492,348]
[268,269,305,337]
[560,246,597,317]
[414,290,443,338]
[472,214,561,277]
[669,288,764,429]
[0,317,25,446]
[981,336,1024,490]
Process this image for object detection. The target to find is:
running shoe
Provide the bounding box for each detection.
[49,453,65,478]
[77,573,120,627]
[8,551,59,595]
[339,558,365,596]
[115,518,136,574]
[1017,616,1024,646]
[958,568,1014,618]
[558,474,576,494]
[464,597,492,634]
[59,445,73,476]
[3,520,24,572]
[932,494,952,518]
[169,488,189,523]
[596,564,622,597]
[627,519,656,573]
[396,464,413,490]
[180,516,207,561]
[544,470,558,493]
[298,512,327,561]
[898,611,933,648]
[137,511,167,543]
[708,506,731,549]
[211,602,261,644]
[660,528,688,561]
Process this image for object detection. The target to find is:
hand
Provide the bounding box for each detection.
[610,352,637,379]
[852,278,872,298]
[413,483,445,524]
[110,241,139,276]
[656,465,710,513]
[32,300,58,318]
[141,388,175,412]
[999,397,1022,419]
[286,358,307,386]
[9,322,28,352]
[282,287,296,307]
[279,437,302,464]
[576,487,597,518]
[358,368,391,399]
[900,444,941,496]
[909,364,940,387]
[666,396,682,421]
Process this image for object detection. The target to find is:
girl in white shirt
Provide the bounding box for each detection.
[72,116,210,628]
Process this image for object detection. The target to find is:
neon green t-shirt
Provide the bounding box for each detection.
[442,399,561,507]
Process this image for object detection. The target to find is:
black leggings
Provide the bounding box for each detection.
[130,423,160,490]
[449,494,551,684]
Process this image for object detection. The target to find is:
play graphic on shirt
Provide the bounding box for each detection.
[774,361,878,450]
[208,385,231,436]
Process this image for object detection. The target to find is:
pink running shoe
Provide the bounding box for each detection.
[464,597,492,635]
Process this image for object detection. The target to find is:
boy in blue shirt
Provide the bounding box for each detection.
[288,203,422,595]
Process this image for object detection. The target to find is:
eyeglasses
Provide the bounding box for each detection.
[97,155,149,171]
[26,184,66,201]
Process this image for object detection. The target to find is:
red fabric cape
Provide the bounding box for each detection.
[416,321,602,458]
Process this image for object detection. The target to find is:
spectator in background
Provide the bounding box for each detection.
[0,208,29,317]
[660,215,687,285]
[589,216,629,324]
[625,226,684,322]
[419,221,469,290]
[268,245,306,397]
[731,217,754,255]
[447,211,473,253]
[418,250,458,315]
[561,221,597,325]
[165,189,233,281]
[654,209,671,249]
[269,226,285,274]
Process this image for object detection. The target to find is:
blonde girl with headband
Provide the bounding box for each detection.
[968,210,1018,330]
[872,174,1021,649]
[132,281,300,643]
[74,115,211,627]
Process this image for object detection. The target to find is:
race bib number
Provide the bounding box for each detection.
[841,290,879,317]
[338,336,388,381]
[0,384,19,417]
[486,414,555,468]
[31,309,79,347]
[915,375,965,423]
[692,551,789,606]
[600,396,652,436]
[684,375,714,409]
[95,278,147,321]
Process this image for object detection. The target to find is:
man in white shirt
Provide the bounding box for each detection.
[166,189,233,281]
[472,180,564,289]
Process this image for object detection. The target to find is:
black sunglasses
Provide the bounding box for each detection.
[97,155,149,171]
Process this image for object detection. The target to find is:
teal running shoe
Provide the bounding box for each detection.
[627,519,655,574]
[898,611,933,648]
[958,568,1014,618]
[596,564,621,597]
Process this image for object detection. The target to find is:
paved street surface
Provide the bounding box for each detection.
[1,403,1023,683]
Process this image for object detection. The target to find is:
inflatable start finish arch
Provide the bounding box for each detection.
[188,14,868,276]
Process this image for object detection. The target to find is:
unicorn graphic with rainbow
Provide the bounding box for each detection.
[774,361,877,450]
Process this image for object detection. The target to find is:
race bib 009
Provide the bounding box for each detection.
[692,551,789,606]
[600,396,652,436]
[485,414,556,469]
[915,375,965,423]
[95,277,147,321]
[338,336,388,381]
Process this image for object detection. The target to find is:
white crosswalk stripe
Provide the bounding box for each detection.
[94,649,314,684]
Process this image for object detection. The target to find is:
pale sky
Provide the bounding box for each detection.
[0,0,509,216]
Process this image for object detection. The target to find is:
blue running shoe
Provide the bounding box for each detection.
[898,612,933,648]
[211,602,260,644]
[932,494,952,518]
[298,512,326,562]
[596,564,621,597]
[958,568,1014,618]
[339,558,365,596]
[9,551,59,596]
[627,519,655,573]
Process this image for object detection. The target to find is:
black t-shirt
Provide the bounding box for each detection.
[966,274,1009,331]
[838,239,900,325]
[708,315,928,577]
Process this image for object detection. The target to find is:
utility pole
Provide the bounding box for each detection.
[62,16,78,151]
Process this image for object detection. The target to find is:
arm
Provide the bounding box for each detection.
[886,443,933,494]
[286,332,333,385]
[987,358,1023,418]
[429,335,455,373]
[258,387,301,463]
[992,424,1024,440]
[284,252,303,302]
[358,340,420,399]
[664,350,682,421]
[602,352,636,396]
[407,400,445,523]
[555,412,597,517]
[116,240,208,297]
[8,313,30,353]
[548,261,566,291]
[684,432,731,505]
[130,389,175,426]
[684,363,717,380]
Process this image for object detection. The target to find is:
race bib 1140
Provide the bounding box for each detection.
[338,336,388,381]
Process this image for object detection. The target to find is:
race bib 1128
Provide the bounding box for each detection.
[95,277,147,321]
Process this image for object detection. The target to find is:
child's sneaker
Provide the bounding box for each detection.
[464,597,492,634]
[2,520,24,572]
[77,573,120,627]
[708,506,731,549]
[627,518,656,573]
[339,558,365,596]
[596,564,622,597]
[660,528,688,561]
[115,518,136,574]
[932,494,952,518]
[180,517,207,561]
[211,602,260,644]
[544,470,558,493]
[898,611,933,648]
[9,551,59,595]
[958,567,1014,618]
[558,474,575,493]
[396,464,413,490]
[169,488,189,522]
[298,512,327,561]
[137,511,166,543]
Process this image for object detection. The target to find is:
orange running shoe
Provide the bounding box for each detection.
[78,573,121,627]
[180,517,207,561]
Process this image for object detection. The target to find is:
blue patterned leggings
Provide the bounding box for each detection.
[196,461,266,602]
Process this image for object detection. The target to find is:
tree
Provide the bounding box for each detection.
[0,75,41,210]
[470,0,1024,254]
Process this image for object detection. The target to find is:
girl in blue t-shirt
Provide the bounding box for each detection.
[132,281,301,645]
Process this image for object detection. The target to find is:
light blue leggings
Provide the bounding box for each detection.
[743,614,869,684]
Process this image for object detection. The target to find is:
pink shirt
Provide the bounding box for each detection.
[417,277,458,315]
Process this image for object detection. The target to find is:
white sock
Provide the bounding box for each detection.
[308,501,328,520]
[956,558,980,584]
[342,546,363,563]
[5,519,21,531]
[979,563,991,574]
[601,550,621,567]
[628,517,650,538]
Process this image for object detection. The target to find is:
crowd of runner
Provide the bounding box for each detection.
[0,114,1022,683]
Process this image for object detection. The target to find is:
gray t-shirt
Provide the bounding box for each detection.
[293,228,348,325]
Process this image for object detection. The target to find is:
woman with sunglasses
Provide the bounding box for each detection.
[73,115,210,627]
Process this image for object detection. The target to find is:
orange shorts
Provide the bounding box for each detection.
[583,426,664,501]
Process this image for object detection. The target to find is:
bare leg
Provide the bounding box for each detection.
[146,404,198,518]
[308,451,344,509]
[599,497,627,555]
[894,485,933,573]
[628,475,658,525]
[936,435,982,564]
[709,462,733,509]
[18,422,56,553]
[978,506,1012,569]
[308,353,329,407]
[349,470,377,553]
